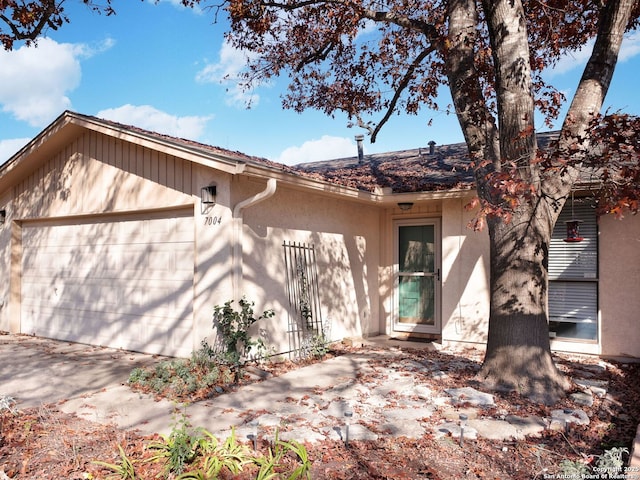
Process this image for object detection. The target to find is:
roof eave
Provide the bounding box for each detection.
[67,112,246,175]
[0,111,247,194]
[241,162,474,203]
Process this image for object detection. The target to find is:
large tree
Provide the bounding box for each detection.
[188,0,640,402]
[1,0,113,51]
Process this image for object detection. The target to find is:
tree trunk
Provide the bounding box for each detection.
[445,0,635,404]
[476,200,570,404]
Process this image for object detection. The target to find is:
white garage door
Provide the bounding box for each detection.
[21,210,195,357]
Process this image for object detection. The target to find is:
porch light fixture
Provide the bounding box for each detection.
[0,209,5,225]
[201,185,217,205]
[398,202,414,211]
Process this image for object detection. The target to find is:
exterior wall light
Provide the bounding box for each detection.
[398,202,414,211]
[0,209,6,225]
[201,185,217,205]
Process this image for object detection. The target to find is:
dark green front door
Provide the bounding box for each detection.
[395,221,440,333]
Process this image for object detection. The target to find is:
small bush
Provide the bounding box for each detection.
[212,298,274,368]
[128,368,150,386]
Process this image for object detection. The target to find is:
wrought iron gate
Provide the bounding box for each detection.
[283,241,324,357]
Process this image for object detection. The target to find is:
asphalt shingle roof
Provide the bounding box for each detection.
[292,142,475,193]
[74,112,561,195]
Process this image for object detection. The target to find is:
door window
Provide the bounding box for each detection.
[395,221,440,333]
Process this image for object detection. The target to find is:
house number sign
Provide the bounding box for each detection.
[204,216,222,226]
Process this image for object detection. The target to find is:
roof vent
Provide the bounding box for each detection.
[355,134,364,163]
[428,140,436,155]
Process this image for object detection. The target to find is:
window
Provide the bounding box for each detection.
[548,202,598,341]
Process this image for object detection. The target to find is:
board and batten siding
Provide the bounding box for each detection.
[4,129,203,355]
[12,130,196,219]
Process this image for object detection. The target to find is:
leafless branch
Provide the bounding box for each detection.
[371,46,433,142]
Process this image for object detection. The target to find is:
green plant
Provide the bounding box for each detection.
[212,297,274,371]
[176,428,251,479]
[558,459,590,476]
[128,368,149,386]
[191,341,217,369]
[148,407,202,476]
[176,457,224,480]
[596,446,629,475]
[92,444,137,479]
[307,333,329,359]
[253,431,312,480]
[0,395,17,414]
[280,439,312,479]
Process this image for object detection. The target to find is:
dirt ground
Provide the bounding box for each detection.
[1,344,639,479]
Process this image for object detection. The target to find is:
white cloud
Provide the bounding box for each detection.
[158,0,200,10]
[277,136,357,165]
[546,42,593,78]
[96,104,213,140]
[0,138,31,165]
[547,30,640,78]
[620,31,640,62]
[0,37,114,127]
[196,40,261,108]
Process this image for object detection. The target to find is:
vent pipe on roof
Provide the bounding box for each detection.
[428,140,436,155]
[355,135,364,163]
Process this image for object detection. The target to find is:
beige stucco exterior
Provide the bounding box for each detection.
[598,214,640,359]
[1,111,638,359]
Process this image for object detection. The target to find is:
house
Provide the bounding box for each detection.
[0,111,638,359]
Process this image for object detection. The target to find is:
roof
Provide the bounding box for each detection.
[293,142,475,193]
[2,111,563,197]
[98,113,478,194]
[293,131,563,194]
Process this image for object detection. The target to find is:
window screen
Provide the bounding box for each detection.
[548,202,598,341]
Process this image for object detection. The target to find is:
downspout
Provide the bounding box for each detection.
[232,178,277,299]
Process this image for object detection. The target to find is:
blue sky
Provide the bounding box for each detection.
[1,0,639,165]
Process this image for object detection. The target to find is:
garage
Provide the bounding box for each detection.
[20,209,195,357]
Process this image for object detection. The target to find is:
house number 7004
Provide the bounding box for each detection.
[204,216,222,226]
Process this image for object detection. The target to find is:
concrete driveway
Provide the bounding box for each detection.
[0,334,159,408]
[0,333,387,438]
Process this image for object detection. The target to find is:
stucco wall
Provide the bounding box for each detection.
[237,179,381,354]
[599,213,640,358]
[440,197,490,344]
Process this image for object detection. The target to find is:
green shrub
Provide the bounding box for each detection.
[93,444,137,479]
[127,297,274,400]
[128,368,150,386]
[148,408,202,476]
[212,298,274,368]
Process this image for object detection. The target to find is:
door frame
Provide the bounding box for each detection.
[392,218,442,334]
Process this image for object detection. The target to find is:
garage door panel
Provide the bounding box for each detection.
[21,211,195,357]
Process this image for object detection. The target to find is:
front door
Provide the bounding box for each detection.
[394,220,441,334]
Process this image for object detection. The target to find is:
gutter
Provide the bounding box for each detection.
[232,178,277,299]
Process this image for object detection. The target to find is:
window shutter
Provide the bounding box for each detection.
[549,203,598,280]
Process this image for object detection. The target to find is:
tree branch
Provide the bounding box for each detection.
[445,0,498,195]
[1,0,60,49]
[371,46,434,142]
[360,8,439,38]
[561,0,635,138]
